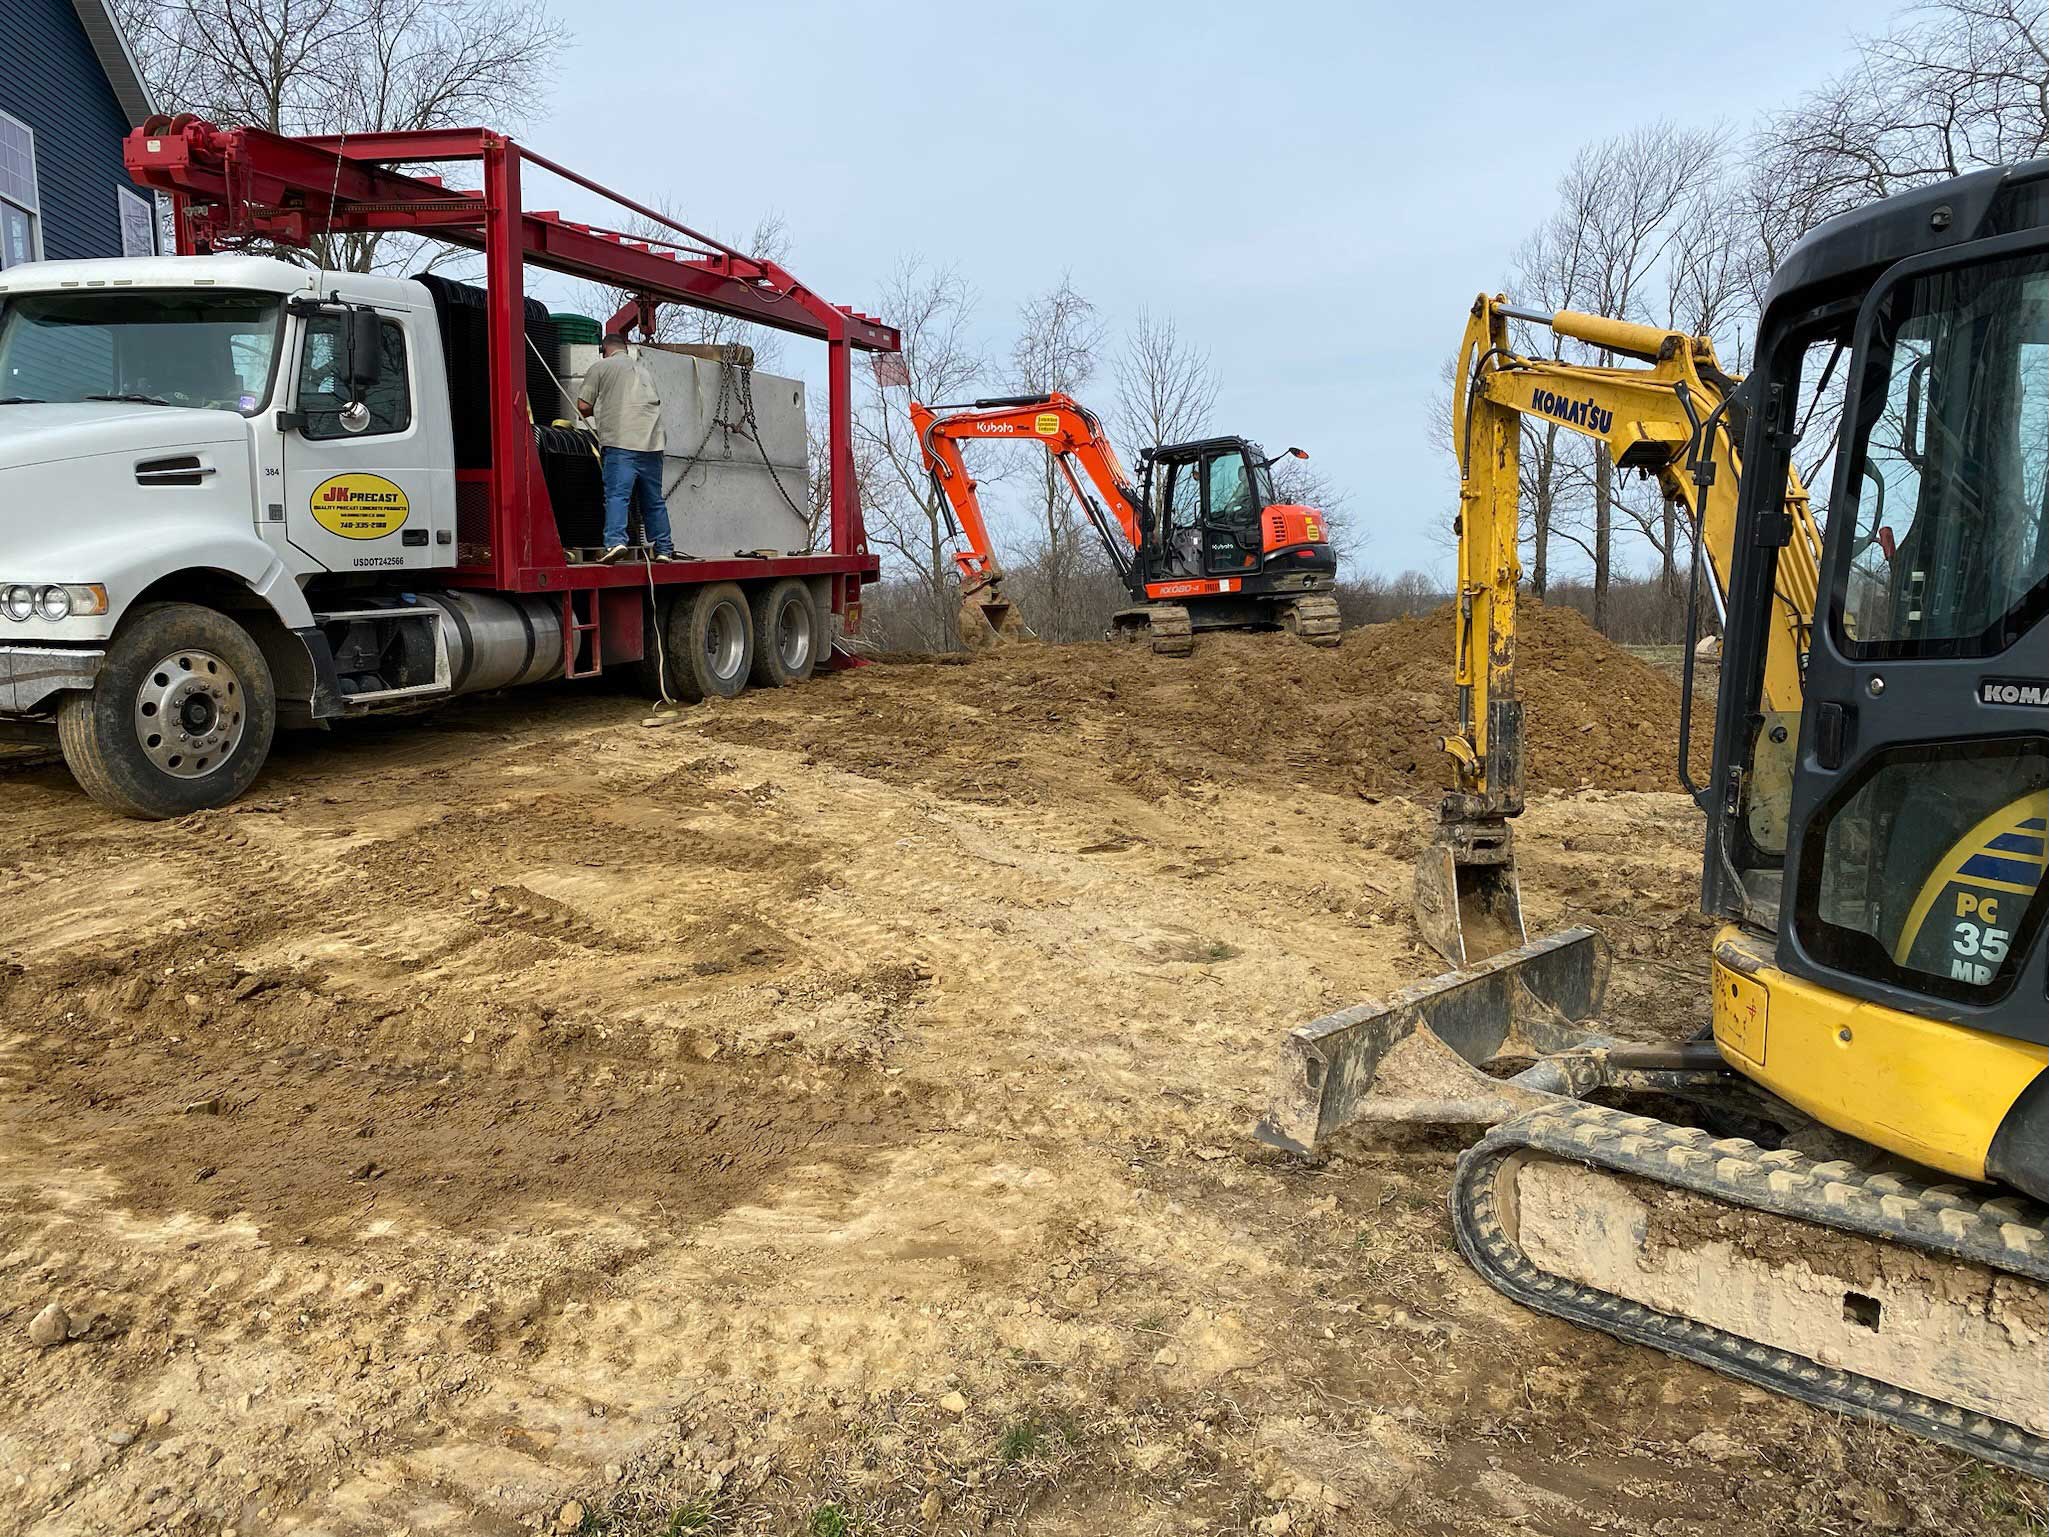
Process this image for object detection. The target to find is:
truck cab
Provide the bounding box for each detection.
[0,254,467,811]
[0,254,457,631]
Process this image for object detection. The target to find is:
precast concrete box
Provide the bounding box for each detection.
[556,343,812,557]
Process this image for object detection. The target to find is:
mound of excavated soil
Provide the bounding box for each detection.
[713,599,1699,804]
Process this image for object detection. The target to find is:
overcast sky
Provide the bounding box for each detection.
[520,0,1880,579]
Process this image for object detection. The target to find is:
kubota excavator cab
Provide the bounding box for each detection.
[1134,437,1337,611]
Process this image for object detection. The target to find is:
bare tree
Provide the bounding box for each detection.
[855,258,985,650]
[1113,306,1218,452]
[1510,124,1722,633]
[117,0,567,271]
[1009,276,1107,639]
[1506,207,1600,598]
[1761,1,2049,224]
[804,409,886,555]
[1269,455,1360,563]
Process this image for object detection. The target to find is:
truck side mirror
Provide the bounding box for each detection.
[338,308,382,434]
[346,308,383,393]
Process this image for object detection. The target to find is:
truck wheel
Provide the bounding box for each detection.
[57,602,276,819]
[749,579,819,688]
[664,582,754,702]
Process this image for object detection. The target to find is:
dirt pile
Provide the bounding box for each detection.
[710,599,1698,805]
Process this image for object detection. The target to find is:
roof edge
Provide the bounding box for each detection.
[68,0,156,127]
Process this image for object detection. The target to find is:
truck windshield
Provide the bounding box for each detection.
[0,290,284,414]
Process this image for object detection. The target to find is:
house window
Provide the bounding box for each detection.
[118,187,155,258]
[0,111,38,270]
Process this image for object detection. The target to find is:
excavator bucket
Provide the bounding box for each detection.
[1255,927,1610,1154]
[1413,822,1527,967]
[956,586,1029,649]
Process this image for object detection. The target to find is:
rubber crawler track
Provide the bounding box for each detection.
[1451,1102,2049,1479]
[1284,593,1342,647]
[1146,604,1193,656]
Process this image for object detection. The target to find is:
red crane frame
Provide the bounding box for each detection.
[121,117,899,607]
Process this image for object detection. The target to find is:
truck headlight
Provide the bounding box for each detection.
[0,583,106,621]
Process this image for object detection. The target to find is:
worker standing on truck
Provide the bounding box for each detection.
[576,333,680,564]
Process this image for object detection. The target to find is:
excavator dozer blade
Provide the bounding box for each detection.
[1255,926,1610,1154]
[1413,823,1527,967]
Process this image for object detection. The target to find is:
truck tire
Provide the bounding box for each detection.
[57,602,277,819]
[664,582,754,703]
[749,578,820,688]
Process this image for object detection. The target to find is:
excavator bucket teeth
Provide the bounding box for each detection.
[1255,926,1609,1154]
[1414,828,1527,967]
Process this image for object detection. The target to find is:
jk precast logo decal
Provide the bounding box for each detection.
[1980,677,2049,707]
[310,473,410,539]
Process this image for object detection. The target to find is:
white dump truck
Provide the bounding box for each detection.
[0,117,900,818]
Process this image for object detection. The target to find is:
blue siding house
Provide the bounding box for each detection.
[0,0,156,269]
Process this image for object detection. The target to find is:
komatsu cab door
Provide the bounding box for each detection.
[1783,235,2049,1045]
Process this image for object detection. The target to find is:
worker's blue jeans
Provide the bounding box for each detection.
[600,446,675,552]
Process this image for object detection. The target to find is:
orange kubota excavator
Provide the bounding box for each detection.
[909,392,1341,654]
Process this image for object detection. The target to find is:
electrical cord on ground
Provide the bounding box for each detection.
[639,543,680,717]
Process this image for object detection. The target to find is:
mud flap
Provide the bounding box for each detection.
[1255,927,1610,1154]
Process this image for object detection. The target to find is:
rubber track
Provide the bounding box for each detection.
[1148,604,1193,656]
[1452,1101,2049,1479]
[1285,594,1342,647]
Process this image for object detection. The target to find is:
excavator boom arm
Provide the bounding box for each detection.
[1449,295,1823,813]
[910,393,1149,584]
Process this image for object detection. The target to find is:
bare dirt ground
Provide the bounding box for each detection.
[0,612,2042,1537]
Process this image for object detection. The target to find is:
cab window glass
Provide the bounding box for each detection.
[1739,335,1846,865]
[298,316,410,440]
[0,290,280,410]
[1251,460,1278,506]
[1800,743,2047,1003]
[1167,461,1201,532]
[1207,453,1253,522]
[1837,253,2049,656]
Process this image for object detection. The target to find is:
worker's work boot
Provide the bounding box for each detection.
[596,545,630,565]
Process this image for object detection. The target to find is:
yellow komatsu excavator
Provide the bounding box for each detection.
[1412,295,1825,967]
[1260,165,2049,1475]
